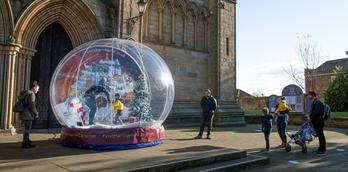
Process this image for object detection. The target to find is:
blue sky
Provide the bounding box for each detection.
[236,0,348,96]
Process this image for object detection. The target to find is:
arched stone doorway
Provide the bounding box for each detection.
[0,0,15,130]
[0,0,104,130]
[30,22,73,129]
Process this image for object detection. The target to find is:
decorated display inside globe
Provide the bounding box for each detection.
[50,38,174,130]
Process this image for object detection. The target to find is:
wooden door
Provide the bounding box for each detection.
[31,22,73,129]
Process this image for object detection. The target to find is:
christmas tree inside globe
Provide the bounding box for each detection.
[50,38,174,150]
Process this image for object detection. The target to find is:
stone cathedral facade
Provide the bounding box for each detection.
[0,0,244,130]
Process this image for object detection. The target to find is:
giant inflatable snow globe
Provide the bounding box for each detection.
[50,38,174,150]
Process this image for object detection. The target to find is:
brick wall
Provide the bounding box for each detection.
[305,71,333,101]
[238,97,267,110]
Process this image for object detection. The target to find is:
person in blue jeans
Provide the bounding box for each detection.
[275,97,291,148]
[19,81,40,148]
[261,107,273,151]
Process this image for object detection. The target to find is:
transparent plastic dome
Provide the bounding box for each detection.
[50,38,174,129]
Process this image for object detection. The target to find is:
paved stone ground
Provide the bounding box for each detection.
[0,125,347,172]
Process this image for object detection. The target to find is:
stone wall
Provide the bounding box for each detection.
[0,0,244,129]
[218,1,236,101]
[143,0,209,52]
[146,42,209,101]
[0,8,4,42]
[9,0,32,22]
[83,0,116,38]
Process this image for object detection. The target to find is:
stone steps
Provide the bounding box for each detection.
[165,101,245,127]
[121,150,269,172]
[178,154,269,172]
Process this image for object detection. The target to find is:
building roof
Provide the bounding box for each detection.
[236,89,254,98]
[315,58,348,74]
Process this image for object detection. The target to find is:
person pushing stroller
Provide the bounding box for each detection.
[286,121,317,153]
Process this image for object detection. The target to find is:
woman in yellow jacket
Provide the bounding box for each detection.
[113,93,124,124]
[275,97,292,148]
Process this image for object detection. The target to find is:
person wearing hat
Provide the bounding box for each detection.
[274,96,292,148]
[307,91,326,154]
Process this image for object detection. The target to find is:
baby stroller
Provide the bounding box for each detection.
[286,121,317,153]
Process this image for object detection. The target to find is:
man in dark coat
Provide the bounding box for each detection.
[308,91,326,154]
[84,78,110,125]
[195,89,217,139]
[19,82,39,148]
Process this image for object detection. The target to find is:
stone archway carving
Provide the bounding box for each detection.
[13,0,103,49]
[0,0,14,43]
[0,0,104,130]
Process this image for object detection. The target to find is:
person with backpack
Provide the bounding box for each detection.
[195,89,217,139]
[307,91,326,154]
[17,81,40,148]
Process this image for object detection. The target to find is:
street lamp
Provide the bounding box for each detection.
[138,0,146,43]
[123,0,146,42]
[138,0,146,15]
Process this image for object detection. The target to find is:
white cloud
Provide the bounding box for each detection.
[237,61,304,96]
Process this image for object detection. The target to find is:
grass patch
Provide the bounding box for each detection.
[331,112,348,118]
[243,109,348,118]
[243,109,261,116]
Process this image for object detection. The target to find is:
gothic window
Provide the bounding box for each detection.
[162,2,171,44]
[204,22,209,49]
[174,6,184,46]
[148,1,159,41]
[186,10,195,49]
[196,16,205,50]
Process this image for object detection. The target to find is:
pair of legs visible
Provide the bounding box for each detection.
[195,113,213,139]
[22,120,36,148]
[313,121,326,154]
[277,115,288,148]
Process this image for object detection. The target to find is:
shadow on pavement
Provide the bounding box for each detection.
[165,145,226,154]
[244,143,348,172]
[167,138,197,141]
[0,138,100,163]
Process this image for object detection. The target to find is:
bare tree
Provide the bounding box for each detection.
[284,34,321,91]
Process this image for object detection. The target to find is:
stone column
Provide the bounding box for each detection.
[209,0,245,127]
[0,43,35,130]
[158,7,163,41]
[170,13,175,44]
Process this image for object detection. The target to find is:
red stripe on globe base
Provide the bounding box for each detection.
[60,125,165,145]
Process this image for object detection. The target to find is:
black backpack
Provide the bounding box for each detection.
[12,91,28,113]
[323,103,331,120]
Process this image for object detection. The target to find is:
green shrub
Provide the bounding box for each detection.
[325,69,348,111]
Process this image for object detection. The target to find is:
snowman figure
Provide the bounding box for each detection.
[67,97,85,126]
